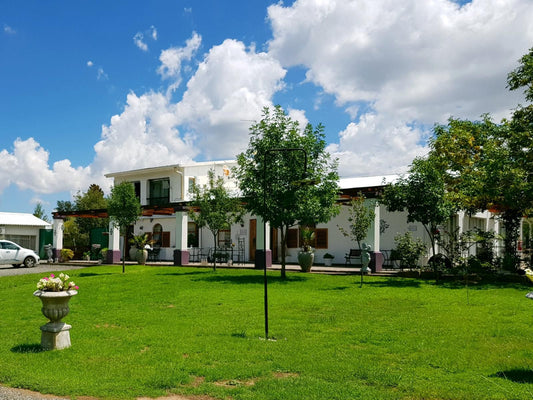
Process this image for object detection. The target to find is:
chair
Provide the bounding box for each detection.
[344,249,362,265]
[148,247,160,261]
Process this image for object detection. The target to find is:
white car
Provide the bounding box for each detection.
[0,240,40,268]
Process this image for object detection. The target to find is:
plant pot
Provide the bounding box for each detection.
[137,249,148,265]
[324,258,333,267]
[33,290,77,350]
[129,246,138,261]
[298,251,314,272]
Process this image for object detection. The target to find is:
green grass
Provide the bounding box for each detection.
[2,266,533,399]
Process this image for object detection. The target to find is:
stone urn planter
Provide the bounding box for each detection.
[298,251,314,272]
[137,248,149,265]
[33,290,77,350]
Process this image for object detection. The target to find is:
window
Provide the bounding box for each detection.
[188,222,199,247]
[5,235,36,250]
[286,228,328,249]
[188,177,196,193]
[152,224,162,247]
[147,225,171,248]
[218,229,231,247]
[149,178,170,206]
[287,229,298,248]
[131,181,141,201]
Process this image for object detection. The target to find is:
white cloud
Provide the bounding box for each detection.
[86,60,94,67]
[92,91,198,175]
[3,24,16,35]
[329,113,428,177]
[176,39,286,159]
[157,32,202,94]
[134,26,159,52]
[133,32,148,51]
[0,138,93,194]
[268,0,533,177]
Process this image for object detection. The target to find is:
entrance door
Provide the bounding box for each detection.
[249,219,256,261]
[271,228,278,261]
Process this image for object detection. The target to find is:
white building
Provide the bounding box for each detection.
[0,212,52,255]
[51,160,501,269]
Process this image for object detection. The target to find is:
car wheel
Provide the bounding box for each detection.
[23,257,37,268]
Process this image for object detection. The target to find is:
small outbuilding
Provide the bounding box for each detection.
[0,212,52,256]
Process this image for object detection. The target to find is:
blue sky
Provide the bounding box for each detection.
[1,0,532,215]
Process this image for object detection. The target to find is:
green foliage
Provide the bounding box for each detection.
[393,232,426,270]
[129,233,153,249]
[107,182,142,273]
[382,158,456,257]
[300,227,315,252]
[75,184,109,235]
[188,169,244,270]
[2,267,533,399]
[337,195,375,250]
[234,105,339,277]
[107,182,141,234]
[32,202,50,223]
[60,248,74,261]
[507,46,533,102]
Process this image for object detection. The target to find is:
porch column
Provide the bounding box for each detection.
[173,211,189,265]
[370,201,383,272]
[255,217,271,269]
[107,223,121,263]
[52,218,64,262]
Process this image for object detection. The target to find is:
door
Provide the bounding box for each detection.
[271,228,278,261]
[249,219,256,261]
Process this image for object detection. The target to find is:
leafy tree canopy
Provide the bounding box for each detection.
[234,105,339,277]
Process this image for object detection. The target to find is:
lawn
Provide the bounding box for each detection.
[2,265,533,399]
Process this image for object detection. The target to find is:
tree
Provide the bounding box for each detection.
[337,194,375,286]
[74,184,108,235]
[107,182,142,273]
[33,202,50,223]
[382,157,457,260]
[188,170,244,271]
[338,195,375,250]
[234,105,339,278]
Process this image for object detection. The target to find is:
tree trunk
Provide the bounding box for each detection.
[280,225,288,279]
[212,231,217,271]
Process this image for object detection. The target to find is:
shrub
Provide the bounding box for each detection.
[394,232,426,270]
[60,248,74,262]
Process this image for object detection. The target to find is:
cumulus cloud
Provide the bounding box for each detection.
[0,138,93,194]
[92,91,198,175]
[268,0,533,177]
[176,39,286,159]
[157,32,202,94]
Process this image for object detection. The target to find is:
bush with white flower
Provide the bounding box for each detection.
[36,273,79,292]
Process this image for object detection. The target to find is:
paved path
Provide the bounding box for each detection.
[0,263,86,278]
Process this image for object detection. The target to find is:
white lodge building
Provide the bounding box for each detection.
[52,160,501,269]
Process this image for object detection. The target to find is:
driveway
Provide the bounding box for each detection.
[0,263,86,278]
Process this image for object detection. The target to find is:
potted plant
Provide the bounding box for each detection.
[83,251,91,261]
[33,273,79,350]
[129,233,153,265]
[323,253,335,266]
[298,227,315,272]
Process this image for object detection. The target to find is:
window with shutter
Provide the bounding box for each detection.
[287,228,298,248]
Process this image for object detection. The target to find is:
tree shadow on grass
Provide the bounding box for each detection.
[78,272,115,278]
[192,274,308,285]
[491,369,533,383]
[11,344,45,353]
[156,270,211,277]
[362,278,423,288]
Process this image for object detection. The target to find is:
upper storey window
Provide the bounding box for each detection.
[149,178,170,206]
